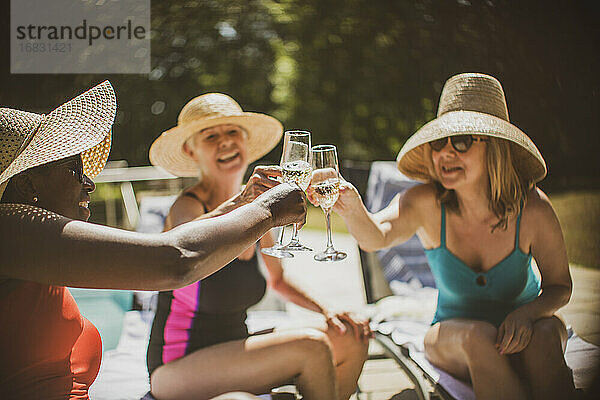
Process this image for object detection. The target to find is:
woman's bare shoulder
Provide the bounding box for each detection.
[171,190,203,210]
[165,187,208,229]
[521,187,560,230]
[523,187,555,216]
[176,182,212,209]
[400,182,438,211]
[397,183,439,247]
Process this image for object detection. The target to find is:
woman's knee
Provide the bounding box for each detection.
[294,328,334,362]
[149,367,175,399]
[526,317,567,353]
[424,320,497,363]
[209,392,261,400]
[461,320,498,354]
[535,317,565,337]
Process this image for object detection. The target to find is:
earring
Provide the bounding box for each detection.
[33,196,38,203]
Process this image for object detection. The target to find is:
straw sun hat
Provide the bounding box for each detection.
[0,81,116,199]
[149,93,283,177]
[397,72,547,184]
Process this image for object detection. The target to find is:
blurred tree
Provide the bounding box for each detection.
[109,0,283,164]
[268,0,600,192]
[0,0,597,191]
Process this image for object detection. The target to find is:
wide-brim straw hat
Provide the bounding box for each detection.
[0,81,116,198]
[149,93,283,177]
[397,73,546,184]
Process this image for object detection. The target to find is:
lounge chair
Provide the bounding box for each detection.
[348,161,600,400]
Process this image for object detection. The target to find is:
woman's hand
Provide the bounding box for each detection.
[236,166,282,205]
[324,310,373,343]
[306,174,362,217]
[254,183,306,227]
[204,166,287,220]
[496,308,535,354]
[334,180,363,217]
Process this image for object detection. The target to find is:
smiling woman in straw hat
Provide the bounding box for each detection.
[0,82,307,400]
[315,73,575,399]
[146,93,369,400]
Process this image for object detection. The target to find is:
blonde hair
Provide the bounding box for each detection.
[428,137,531,231]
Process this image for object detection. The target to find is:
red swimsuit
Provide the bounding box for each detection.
[0,280,102,399]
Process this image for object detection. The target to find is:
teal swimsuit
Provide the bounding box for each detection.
[425,205,541,327]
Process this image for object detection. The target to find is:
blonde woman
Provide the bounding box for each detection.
[146,93,370,400]
[309,73,575,400]
[0,82,305,400]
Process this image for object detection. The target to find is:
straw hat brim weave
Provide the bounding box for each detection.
[397,110,547,184]
[149,113,283,177]
[0,81,116,198]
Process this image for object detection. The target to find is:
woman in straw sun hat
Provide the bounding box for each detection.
[312,73,575,399]
[146,93,369,400]
[0,82,307,400]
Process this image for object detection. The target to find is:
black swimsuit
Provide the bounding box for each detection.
[146,194,267,374]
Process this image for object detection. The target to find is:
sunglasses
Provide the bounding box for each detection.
[429,135,489,153]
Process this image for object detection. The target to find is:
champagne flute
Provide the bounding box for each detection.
[260,226,294,258]
[310,145,347,262]
[261,130,312,257]
[279,130,313,252]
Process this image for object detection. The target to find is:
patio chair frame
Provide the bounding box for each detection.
[342,162,455,400]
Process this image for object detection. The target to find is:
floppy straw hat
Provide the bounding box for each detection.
[397,73,547,184]
[149,93,283,177]
[0,80,116,198]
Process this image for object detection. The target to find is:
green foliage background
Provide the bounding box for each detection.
[1,0,599,193]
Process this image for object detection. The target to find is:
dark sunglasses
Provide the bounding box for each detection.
[428,135,489,153]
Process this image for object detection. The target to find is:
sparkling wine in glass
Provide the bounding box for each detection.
[310,145,347,262]
[261,131,312,258]
[279,130,313,252]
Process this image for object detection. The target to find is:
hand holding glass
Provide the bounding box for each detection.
[280,131,313,252]
[261,130,312,258]
[310,145,347,262]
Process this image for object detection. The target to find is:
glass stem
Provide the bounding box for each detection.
[324,208,334,252]
[289,223,300,244]
[276,225,286,245]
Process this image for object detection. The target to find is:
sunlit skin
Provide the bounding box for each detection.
[151,123,370,400]
[312,134,575,400]
[1,151,307,400]
[181,124,254,218]
[1,150,307,291]
[430,135,489,193]
[184,125,248,180]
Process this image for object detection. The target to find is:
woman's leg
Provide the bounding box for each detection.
[150,328,336,400]
[424,319,528,400]
[323,321,369,400]
[515,316,574,400]
[209,393,262,400]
